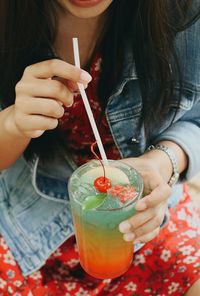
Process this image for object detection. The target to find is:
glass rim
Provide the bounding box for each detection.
[68,159,144,211]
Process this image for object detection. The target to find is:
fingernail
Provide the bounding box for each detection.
[80,71,92,83]
[84,84,88,89]
[119,221,131,233]
[57,101,63,106]
[123,233,135,242]
[65,99,74,108]
[135,201,147,211]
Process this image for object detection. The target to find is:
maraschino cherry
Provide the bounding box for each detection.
[91,141,112,193]
[94,176,112,193]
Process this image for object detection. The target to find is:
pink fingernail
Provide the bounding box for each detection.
[135,201,147,211]
[119,221,131,233]
[124,233,135,242]
[80,71,92,83]
[57,101,63,106]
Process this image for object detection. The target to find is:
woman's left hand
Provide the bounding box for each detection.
[119,157,172,244]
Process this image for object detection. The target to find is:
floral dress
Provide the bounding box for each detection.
[58,53,120,166]
[0,55,200,296]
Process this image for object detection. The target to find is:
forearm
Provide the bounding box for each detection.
[0,105,31,170]
[140,140,188,183]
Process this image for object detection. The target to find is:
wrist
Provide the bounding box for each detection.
[148,144,181,186]
[140,148,173,183]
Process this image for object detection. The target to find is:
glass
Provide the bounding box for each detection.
[68,160,143,279]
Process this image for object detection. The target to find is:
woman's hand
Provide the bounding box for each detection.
[119,156,172,244]
[8,59,91,139]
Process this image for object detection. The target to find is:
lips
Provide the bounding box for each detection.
[69,0,104,8]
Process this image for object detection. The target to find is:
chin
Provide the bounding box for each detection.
[58,0,113,18]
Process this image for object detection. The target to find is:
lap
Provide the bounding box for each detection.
[0,191,200,296]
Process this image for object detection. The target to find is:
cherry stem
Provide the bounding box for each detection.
[91,141,106,181]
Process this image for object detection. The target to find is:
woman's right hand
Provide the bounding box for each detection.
[12,59,92,138]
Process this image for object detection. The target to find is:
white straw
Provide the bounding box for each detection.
[72,38,109,166]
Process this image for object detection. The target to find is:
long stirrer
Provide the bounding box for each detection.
[72,38,109,166]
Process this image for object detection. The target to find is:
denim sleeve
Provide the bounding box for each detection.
[154,93,200,180]
[153,15,200,181]
[172,11,200,88]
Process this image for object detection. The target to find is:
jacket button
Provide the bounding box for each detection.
[127,137,140,145]
[131,137,139,144]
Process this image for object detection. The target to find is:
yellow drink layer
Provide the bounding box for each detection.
[73,205,134,279]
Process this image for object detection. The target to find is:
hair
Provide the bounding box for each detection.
[0,0,199,159]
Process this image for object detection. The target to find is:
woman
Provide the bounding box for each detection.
[0,0,200,295]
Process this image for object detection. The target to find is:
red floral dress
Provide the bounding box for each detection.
[0,55,200,296]
[58,53,120,166]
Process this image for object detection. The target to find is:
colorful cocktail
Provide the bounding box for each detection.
[68,160,143,279]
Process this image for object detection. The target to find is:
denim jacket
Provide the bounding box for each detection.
[0,17,200,276]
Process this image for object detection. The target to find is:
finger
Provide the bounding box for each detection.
[44,79,74,107]
[16,114,58,131]
[119,207,156,233]
[24,59,92,83]
[23,130,45,138]
[134,227,160,244]
[129,211,164,239]
[53,77,88,93]
[17,97,65,119]
[18,79,74,107]
[135,183,171,211]
[123,227,160,243]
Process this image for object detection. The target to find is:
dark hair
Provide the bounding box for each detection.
[0,0,199,159]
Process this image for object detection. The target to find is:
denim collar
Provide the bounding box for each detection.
[121,42,137,80]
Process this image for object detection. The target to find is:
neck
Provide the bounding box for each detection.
[54,9,108,67]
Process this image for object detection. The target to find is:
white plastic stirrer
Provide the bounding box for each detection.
[72,38,109,166]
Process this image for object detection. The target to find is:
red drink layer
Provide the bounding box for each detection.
[73,211,133,279]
